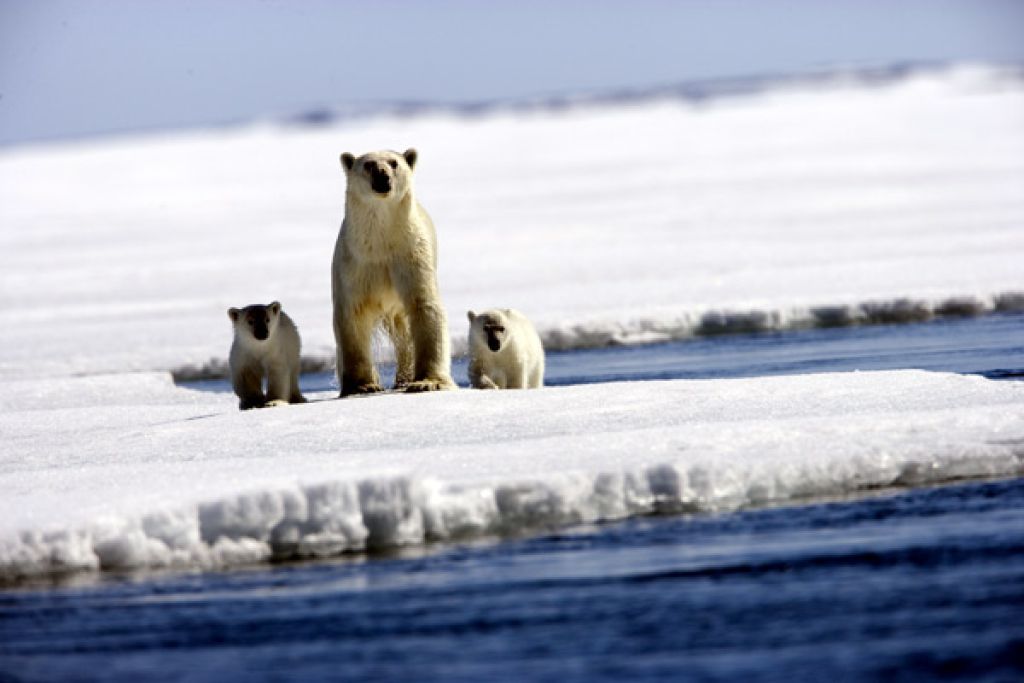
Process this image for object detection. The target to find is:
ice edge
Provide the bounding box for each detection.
[3,445,1022,585]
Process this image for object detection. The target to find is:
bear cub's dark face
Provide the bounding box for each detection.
[484,322,506,352]
[228,302,281,341]
[469,311,508,352]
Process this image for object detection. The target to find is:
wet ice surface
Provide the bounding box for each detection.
[2,476,1022,682]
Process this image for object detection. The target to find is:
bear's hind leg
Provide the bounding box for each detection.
[385,311,415,390]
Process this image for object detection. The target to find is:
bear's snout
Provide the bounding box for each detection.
[486,331,502,352]
[364,160,393,195]
[371,172,392,195]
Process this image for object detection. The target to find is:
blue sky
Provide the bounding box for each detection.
[1,0,1022,145]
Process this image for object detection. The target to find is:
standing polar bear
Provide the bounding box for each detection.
[467,309,545,389]
[332,148,456,396]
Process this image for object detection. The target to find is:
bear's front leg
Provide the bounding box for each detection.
[233,365,266,410]
[337,310,384,397]
[288,367,307,404]
[405,296,456,393]
[267,363,306,405]
[476,375,499,390]
[510,368,530,390]
[468,359,498,389]
[238,396,267,410]
[395,268,456,393]
[266,364,290,404]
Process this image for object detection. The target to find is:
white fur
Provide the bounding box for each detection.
[467,308,545,389]
[228,302,305,410]
[331,149,456,395]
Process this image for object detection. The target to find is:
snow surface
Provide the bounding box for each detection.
[2,371,1023,582]
[1,65,1023,582]
[1,65,1022,380]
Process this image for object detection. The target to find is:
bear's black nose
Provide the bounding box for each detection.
[486,332,501,352]
[371,173,392,194]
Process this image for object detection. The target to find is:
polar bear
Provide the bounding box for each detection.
[467,309,545,389]
[331,148,456,396]
[228,301,306,410]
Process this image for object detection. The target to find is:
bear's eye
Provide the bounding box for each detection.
[363,162,374,173]
[265,317,270,324]
[388,159,398,169]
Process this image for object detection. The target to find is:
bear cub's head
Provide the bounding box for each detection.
[340,149,418,200]
[229,302,282,343]
[468,310,508,353]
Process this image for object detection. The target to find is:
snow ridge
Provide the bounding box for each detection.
[541,292,1024,350]
[283,62,1024,129]
[4,445,1021,584]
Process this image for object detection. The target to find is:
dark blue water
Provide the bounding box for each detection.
[1,479,1022,682]
[4,314,1024,682]
[536,312,1024,386]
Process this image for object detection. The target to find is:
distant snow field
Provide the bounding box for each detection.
[1,65,1023,582]
[2,64,1022,379]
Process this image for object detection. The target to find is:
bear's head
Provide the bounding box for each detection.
[340,149,418,201]
[228,301,282,343]
[467,310,508,353]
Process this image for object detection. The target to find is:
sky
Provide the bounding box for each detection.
[1,0,1023,146]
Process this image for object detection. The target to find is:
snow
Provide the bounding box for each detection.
[1,65,1023,582]
[1,64,1022,380]
[2,370,1023,581]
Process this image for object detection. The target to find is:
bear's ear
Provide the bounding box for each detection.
[268,301,281,316]
[467,310,476,323]
[228,308,240,323]
[340,153,355,171]
[403,148,418,171]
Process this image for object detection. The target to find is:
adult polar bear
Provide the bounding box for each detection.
[331,148,456,396]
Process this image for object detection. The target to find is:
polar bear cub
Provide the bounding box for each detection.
[332,148,456,396]
[228,301,306,410]
[467,308,545,389]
